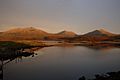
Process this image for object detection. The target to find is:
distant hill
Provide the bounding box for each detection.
[5,27,48,35]
[44,30,77,40]
[84,29,117,37]
[57,30,77,38]
[0,27,49,40]
[0,27,119,41]
[107,35,120,42]
[0,27,77,40]
[65,29,119,42]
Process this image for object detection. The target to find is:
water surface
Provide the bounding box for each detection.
[1,46,120,80]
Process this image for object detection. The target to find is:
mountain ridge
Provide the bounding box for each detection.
[0,27,119,41]
[0,27,77,40]
[57,30,77,37]
[84,29,117,37]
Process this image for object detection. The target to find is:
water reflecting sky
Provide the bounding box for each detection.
[1,46,120,80]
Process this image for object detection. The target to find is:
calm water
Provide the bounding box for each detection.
[1,46,120,80]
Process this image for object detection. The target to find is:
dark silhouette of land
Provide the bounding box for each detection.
[0,45,37,80]
[79,71,120,80]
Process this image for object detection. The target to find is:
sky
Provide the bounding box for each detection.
[0,0,120,34]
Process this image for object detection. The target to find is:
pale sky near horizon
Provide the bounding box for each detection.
[0,0,120,34]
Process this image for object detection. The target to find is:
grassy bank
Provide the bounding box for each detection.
[0,40,120,50]
[0,41,32,50]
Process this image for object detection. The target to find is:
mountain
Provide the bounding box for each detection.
[45,30,77,40]
[107,35,120,42]
[66,29,118,42]
[0,27,77,40]
[5,27,48,35]
[57,30,77,38]
[0,27,49,40]
[84,29,117,37]
[0,28,119,41]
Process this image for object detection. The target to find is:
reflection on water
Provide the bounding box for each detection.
[76,43,120,51]
[0,45,120,80]
[0,49,36,80]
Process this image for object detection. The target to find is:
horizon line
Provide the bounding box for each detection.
[0,26,119,35]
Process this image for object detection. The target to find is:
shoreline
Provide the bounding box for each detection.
[0,40,120,53]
